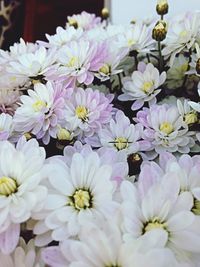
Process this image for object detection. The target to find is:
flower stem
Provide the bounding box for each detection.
[158,41,164,72]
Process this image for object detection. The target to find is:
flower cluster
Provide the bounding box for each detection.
[0,3,200,266]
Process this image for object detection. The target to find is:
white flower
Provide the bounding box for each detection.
[42,221,177,267]
[162,12,200,66]
[166,54,189,89]
[44,26,83,48]
[7,46,56,81]
[116,23,153,53]
[177,99,198,126]
[0,138,47,230]
[0,113,13,141]
[119,62,166,110]
[14,82,66,144]
[98,110,141,155]
[121,176,200,262]
[35,151,116,242]
[0,238,44,267]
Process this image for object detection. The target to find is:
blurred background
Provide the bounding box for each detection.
[0,0,200,49]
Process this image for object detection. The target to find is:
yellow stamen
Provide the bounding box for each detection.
[114,137,128,150]
[0,176,17,196]
[73,189,91,210]
[184,112,198,125]
[192,198,200,215]
[75,106,88,122]
[142,81,154,93]
[144,219,166,233]
[67,56,78,68]
[160,122,173,135]
[99,64,111,75]
[57,127,71,141]
[128,39,135,47]
[32,100,47,112]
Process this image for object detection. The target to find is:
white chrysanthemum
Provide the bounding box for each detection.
[177,99,198,126]
[119,62,166,110]
[166,54,189,89]
[121,176,200,263]
[35,151,116,242]
[7,46,56,81]
[0,138,47,231]
[136,104,196,155]
[98,110,141,155]
[0,113,13,141]
[42,221,177,267]
[14,82,66,144]
[116,23,153,53]
[0,238,44,267]
[162,12,200,66]
[45,26,83,48]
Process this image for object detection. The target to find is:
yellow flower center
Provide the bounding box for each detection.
[69,189,92,210]
[32,100,47,112]
[114,137,129,151]
[57,127,71,141]
[192,198,200,215]
[184,112,198,125]
[142,81,154,93]
[179,30,188,38]
[67,56,78,68]
[128,39,136,47]
[75,106,88,122]
[99,64,111,75]
[144,219,167,233]
[0,176,17,196]
[24,132,32,140]
[160,122,174,135]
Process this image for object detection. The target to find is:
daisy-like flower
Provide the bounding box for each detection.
[97,110,142,155]
[162,12,200,66]
[44,26,83,48]
[116,23,153,53]
[177,99,198,126]
[94,41,128,82]
[121,175,200,264]
[0,138,47,250]
[166,54,189,89]
[55,40,107,86]
[14,82,67,144]
[66,11,102,30]
[0,113,13,141]
[7,46,56,84]
[135,104,195,156]
[64,87,113,137]
[42,221,176,267]
[34,151,117,242]
[0,238,44,267]
[119,62,166,110]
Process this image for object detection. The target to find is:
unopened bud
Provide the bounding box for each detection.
[152,20,167,41]
[127,153,143,176]
[101,7,109,19]
[156,0,169,15]
[196,58,200,75]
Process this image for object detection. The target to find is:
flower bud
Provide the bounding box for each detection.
[101,7,109,19]
[156,0,169,15]
[196,58,200,75]
[128,153,143,176]
[152,20,167,41]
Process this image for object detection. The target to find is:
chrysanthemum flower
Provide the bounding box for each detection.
[35,151,117,242]
[162,12,200,66]
[0,89,21,115]
[66,11,102,30]
[7,46,57,84]
[0,138,47,251]
[119,62,166,110]
[42,221,176,267]
[64,87,113,137]
[135,104,196,156]
[14,82,67,144]
[97,110,142,155]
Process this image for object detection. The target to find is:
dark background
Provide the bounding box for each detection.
[2,0,104,49]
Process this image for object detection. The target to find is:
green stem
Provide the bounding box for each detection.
[158,41,164,72]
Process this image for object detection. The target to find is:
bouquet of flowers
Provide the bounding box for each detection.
[0,1,200,266]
